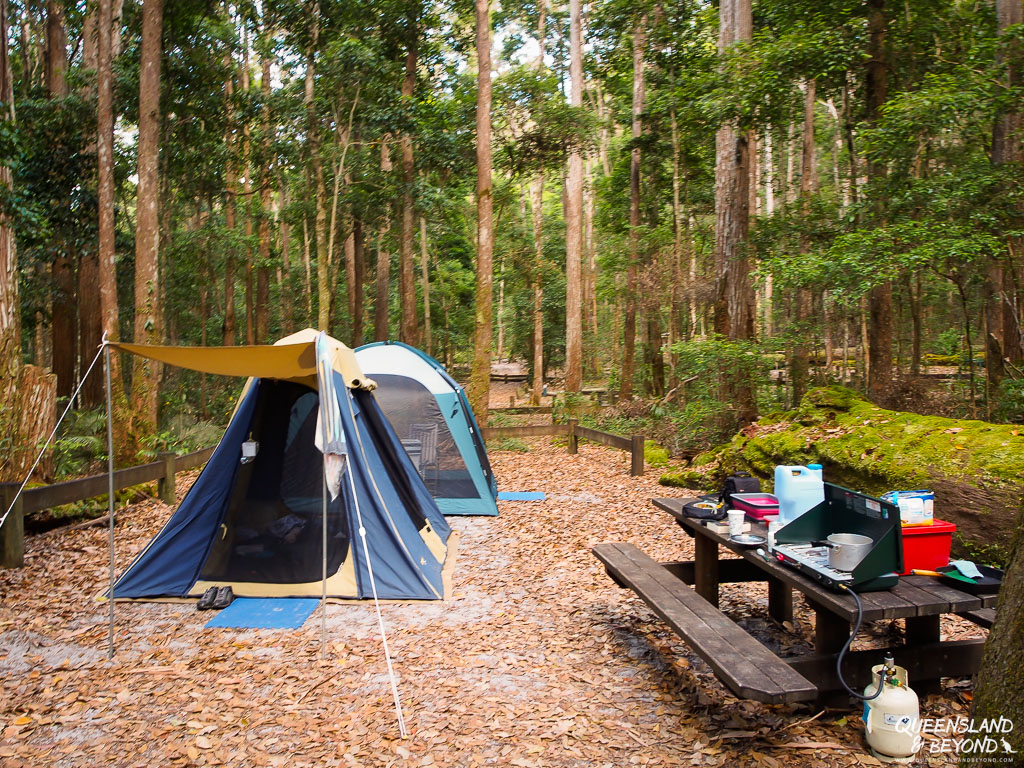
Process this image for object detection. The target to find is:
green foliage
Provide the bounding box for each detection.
[643,439,670,467]
[52,407,107,479]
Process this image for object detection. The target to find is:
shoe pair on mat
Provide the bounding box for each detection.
[197,586,234,611]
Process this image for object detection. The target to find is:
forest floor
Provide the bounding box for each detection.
[0,403,983,767]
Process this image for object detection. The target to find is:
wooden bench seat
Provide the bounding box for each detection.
[593,542,817,704]
[956,608,996,629]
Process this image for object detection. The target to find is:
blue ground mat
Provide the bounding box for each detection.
[205,598,320,629]
[497,491,546,501]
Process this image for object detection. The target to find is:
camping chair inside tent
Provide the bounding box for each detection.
[355,342,499,516]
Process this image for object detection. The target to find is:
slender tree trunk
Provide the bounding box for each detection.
[305,9,330,333]
[278,172,291,330]
[530,175,545,405]
[45,1,75,398]
[375,139,393,342]
[241,35,255,344]
[467,0,493,420]
[865,0,893,405]
[353,217,365,344]
[131,0,162,433]
[619,14,645,400]
[791,79,816,404]
[375,222,391,342]
[584,156,598,375]
[256,31,272,344]
[399,20,420,346]
[222,59,237,345]
[97,0,119,369]
[419,215,432,355]
[564,0,584,391]
[669,107,684,385]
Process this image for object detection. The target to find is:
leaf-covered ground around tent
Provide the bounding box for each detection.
[0,434,981,766]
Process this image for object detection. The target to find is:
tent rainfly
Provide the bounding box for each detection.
[354,342,498,517]
[109,329,452,601]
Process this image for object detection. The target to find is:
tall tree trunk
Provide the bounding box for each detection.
[669,107,684,385]
[564,0,584,392]
[530,175,545,405]
[241,34,254,344]
[97,0,120,382]
[46,1,75,398]
[419,215,432,355]
[399,19,420,346]
[131,0,162,433]
[353,217,365,344]
[584,157,598,375]
[374,222,391,342]
[619,14,645,400]
[255,30,272,344]
[865,0,893,405]
[278,171,291,330]
[791,79,816,404]
[222,59,237,345]
[467,0,493,420]
[305,10,330,332]
[988,0,1024,383]
[375,139,393,342]
[713,0,755,424]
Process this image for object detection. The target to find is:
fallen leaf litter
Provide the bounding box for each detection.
[0,428,981,766]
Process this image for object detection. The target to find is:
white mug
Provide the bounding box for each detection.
[728,510,745,537]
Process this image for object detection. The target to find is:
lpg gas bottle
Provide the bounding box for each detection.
[774,465,825,524]
[863,656,921,764]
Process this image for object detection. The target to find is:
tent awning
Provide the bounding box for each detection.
[111,331,373,390]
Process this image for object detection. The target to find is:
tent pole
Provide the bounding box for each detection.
[321,473,327,660]
[104,341,116,659]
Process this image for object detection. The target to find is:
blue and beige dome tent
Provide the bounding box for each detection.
[355,342,498,517]
[109,330,453,601]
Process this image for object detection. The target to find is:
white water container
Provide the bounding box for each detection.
[774,465,825,524]
[863,658,921,763]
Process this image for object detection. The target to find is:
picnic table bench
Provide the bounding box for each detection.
[593,543,817,704]
[593,497,999,706]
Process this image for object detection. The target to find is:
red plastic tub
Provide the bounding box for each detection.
[900,518,957,575]
[730,493,780,521]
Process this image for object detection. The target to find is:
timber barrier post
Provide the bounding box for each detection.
[0,483,24,568]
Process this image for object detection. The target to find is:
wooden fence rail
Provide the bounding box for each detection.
[481,420,644,478]
[1,446,215,568]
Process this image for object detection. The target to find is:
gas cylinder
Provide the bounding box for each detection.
[862,654,920,764]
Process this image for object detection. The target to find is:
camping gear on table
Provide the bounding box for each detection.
[682,494,727,521]
[862,654,921,763]
[355,341,498,517]
[774,465,825,524]
[898,518,955,574]
[729,492,779,521]
[881,490,934,527]
[108,330,453,601]
[770,483,903,592]
[821,532,874,572]
[913,563,1004,594]
[720,472,761,507]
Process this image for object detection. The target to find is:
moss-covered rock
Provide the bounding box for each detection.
[660,386,1024,564]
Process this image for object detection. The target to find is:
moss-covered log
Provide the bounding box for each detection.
[661,386,1024,563]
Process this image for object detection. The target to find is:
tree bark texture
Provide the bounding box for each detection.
[619,15,645,400]
[399,24,420,347]
[713,0,756,425]
[46,1,74,398]
[791,79,816,405]
[256,38,272,344]
[564,0,584,392]
[972,505,1024,755]
[467,0,493,422]
[305,11,330,333]
[97,0,120,413]
[1,0,56,482]
[530,176,544,405]
[374,222,391,342]
[222,61,237,345]
[419,215,432,355]
[131,0,163,433]
[865,0,893,405]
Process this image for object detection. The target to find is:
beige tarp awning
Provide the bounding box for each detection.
[110,329,374,390]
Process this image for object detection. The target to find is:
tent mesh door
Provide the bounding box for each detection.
[199,381,350,585]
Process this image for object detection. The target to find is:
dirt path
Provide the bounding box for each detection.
[0,440,975,766]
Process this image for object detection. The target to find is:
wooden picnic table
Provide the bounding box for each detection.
[592,497,999,706]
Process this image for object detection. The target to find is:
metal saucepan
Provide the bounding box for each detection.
[824,533,874,572]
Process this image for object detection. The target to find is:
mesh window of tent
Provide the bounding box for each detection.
[355,343,499,517]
